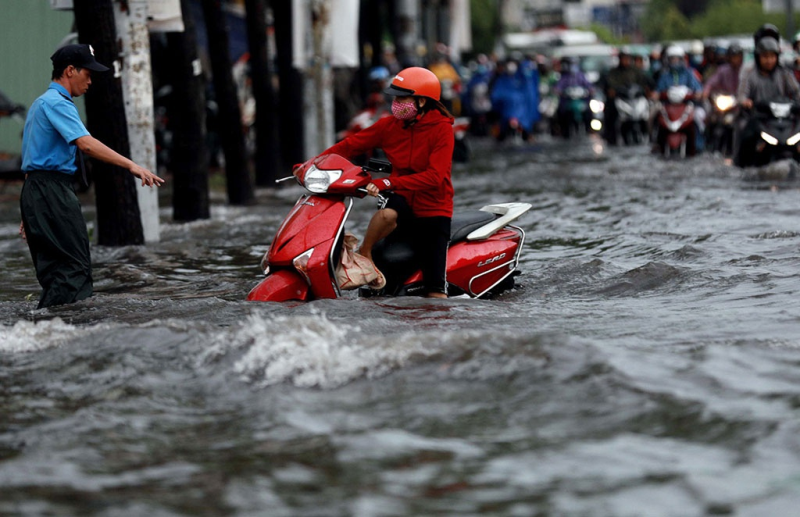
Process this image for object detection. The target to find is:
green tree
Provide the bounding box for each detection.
[470,0,500,55]
[642,1,692,42]
[642,0,800,42]
[690,0,800,38]
[588,23,628,45]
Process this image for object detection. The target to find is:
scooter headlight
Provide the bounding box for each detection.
[760,132,779,146]
[303,165,343,194]
[590,99,604,113]
[787,132,800,146]
[293,248,315,285]
[714,95,735,111]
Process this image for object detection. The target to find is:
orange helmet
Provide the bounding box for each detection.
[384,67,441,101]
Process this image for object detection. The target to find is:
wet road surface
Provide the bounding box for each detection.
[3,136,800,515]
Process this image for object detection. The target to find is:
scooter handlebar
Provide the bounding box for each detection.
[356,187,388,205]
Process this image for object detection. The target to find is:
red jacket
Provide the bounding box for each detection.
[322,110,454,218]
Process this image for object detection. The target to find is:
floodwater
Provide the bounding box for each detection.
[3,136,800,516]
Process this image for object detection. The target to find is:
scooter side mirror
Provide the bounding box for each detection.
[365,158,392,174]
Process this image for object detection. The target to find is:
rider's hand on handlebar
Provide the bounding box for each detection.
[366,182,380,197]
[741,99,754,110]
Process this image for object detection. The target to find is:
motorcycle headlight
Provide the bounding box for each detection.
[590,99,604,113]
[788,132,800,146]
[770,102,793,119]
[303,165,343,194]
[760,132,779,146]
[293,248,315,285]
[714,95,735,111]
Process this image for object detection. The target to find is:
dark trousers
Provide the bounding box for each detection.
[384,193,451,295]
[410,216,450,295]
[20,171,93,308]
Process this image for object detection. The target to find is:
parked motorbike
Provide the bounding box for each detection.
[737,99,800,168]
[614,84,649,145]
[246,155,531,302]
[655,85,696,158]
[706,92,738,156]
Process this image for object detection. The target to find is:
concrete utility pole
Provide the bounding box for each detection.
[306,0,334,156]
[114,0,160,243]
[787,0,796,41]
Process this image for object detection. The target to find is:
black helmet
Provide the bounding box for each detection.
[756,37,780,55]
[727,43,744,56]
[754,23,780,45]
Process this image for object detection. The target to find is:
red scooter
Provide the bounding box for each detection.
[246,154,531,302]
[655,85,696,158]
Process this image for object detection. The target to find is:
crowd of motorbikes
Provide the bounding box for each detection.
[450,33,800,168]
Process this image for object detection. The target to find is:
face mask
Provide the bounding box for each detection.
[570,64,580,74]
[506,62,518,75]
[391,98,418,121]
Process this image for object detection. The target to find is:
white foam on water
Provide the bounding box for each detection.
[200,311,559,390]
[201,311,438,389]
[0,318,93,353]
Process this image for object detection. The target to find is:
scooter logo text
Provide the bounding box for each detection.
[478,253,506,268]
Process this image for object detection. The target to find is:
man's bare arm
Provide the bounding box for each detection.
[75,135,165,187]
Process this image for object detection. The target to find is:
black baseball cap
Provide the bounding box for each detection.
[51,44,109,72]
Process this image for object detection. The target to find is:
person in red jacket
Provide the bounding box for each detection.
[300,67,455,298]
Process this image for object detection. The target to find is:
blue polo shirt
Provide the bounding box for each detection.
[21,83,90,174]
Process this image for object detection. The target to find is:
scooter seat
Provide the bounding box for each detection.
[450,210,496,243]
[374,211,498,267]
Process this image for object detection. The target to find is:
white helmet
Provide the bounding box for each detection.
[666,46,686,58]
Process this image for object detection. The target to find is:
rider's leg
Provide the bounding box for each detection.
[415,216,451,299]
[359,208,398,263]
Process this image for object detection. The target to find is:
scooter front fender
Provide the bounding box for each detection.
[667,132,686,149]
[246,269,310,302]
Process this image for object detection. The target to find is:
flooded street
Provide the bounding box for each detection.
[3,136,800,515]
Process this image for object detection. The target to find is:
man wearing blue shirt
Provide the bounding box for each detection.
[19,44,164,308]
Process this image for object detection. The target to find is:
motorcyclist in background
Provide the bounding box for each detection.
[553,57,595,137]
[490,58,540,142]
[654,46,704,156]
[601,48,653,145]
[754,23,781,48]
[463,55,493,136]
[736,36,800,166]
[703,44,744,100]
[703,45,743,155]
[655,46,703,95]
